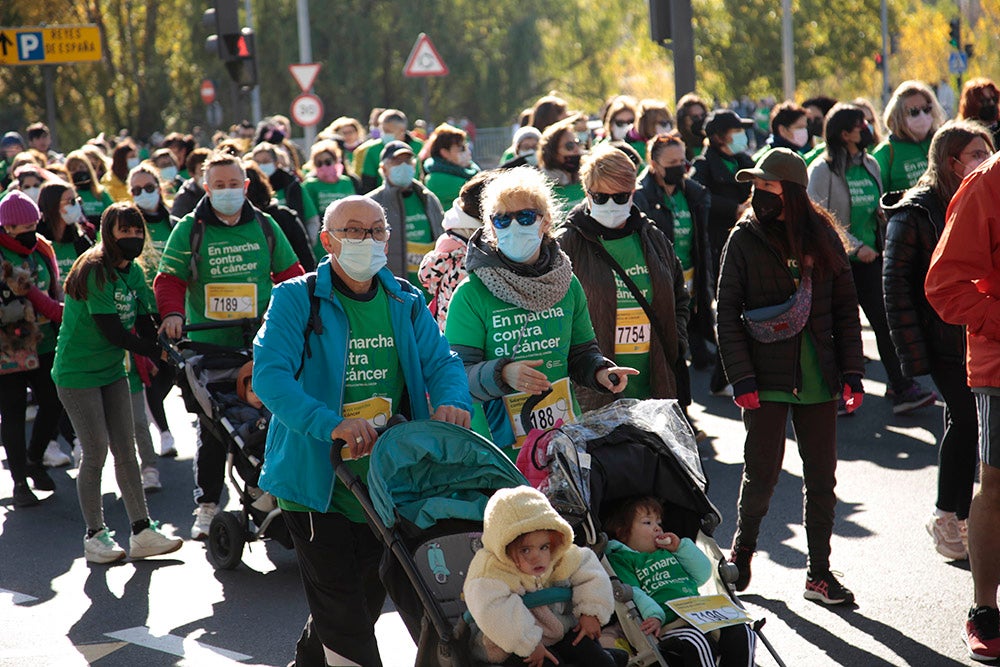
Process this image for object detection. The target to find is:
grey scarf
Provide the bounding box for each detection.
[474,247,574,312]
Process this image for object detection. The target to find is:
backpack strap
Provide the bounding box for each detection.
[189,211,277,284]
[295,272,323,381]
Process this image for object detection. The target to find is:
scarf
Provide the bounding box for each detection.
[474,242,573,312]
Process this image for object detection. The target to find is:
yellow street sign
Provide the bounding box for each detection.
[0,25,102,66]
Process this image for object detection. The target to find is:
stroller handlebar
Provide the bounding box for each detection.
[329,415,408,468]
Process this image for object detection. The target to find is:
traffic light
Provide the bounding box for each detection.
[649,0,672,44]
[874,52,884,71]
[225,29,258,90]
[203,0,240,61]
[949,18,961,49]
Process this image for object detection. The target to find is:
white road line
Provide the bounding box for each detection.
[104,627,252,663]
[0,587,38,605]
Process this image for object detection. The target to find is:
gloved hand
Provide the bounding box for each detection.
[734,391,760,410]
[842,383,863,413]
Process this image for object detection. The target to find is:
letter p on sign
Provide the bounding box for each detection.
[18,32,43,61]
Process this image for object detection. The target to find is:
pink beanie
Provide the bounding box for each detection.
[0,190,40,227]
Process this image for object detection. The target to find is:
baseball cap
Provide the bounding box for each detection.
[1,131,25,149]
[703,109,754,137]
[380,140,414,163]
[736,147,809,189]
[0,190,41,227]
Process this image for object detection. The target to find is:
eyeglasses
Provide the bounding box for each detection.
[130,183,158,196]
[330,225,391,242]
[613,119,635,128]
[588,191,632,205]
[491,209,541,229]
[960,149,993,162]
[315,159,336,168]
[905,105,933,118]
[561,140,580,152]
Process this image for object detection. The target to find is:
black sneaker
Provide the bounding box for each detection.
[892,381,937,415]
[965,605,1000,662]
[26,462,55,492]
[729,546,754,592]
[805,570,855,605]
[12,481,39,507]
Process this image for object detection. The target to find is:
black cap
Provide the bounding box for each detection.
[380,140,414,163]
[703,109,753,137]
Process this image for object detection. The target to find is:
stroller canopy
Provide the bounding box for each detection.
[367,421,528,530]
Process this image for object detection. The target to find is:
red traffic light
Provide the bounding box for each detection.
[236,35,250,58]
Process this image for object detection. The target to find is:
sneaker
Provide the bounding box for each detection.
[892,381,937,415]
[42,441,72,468]
[966,606,1000,662]
[130,522,183,559]
[159,431,177,458]
[84,528,126,564]
[804,570,855,605]
[12,481,39,507]
[72,440,83,468]
[141,466,162,493]
[728,546,754,592]
[927,513,968,560]
[191,503,218,540]
[26,462,55,492]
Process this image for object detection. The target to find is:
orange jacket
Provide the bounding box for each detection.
[926,154,1000,388]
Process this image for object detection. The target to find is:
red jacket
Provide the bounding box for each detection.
[925,153,1000,388]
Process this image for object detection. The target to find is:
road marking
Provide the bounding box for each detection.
[77,641,129,662]
[0,587,38,605]
[104,626,252,662]
[375,611,416,665]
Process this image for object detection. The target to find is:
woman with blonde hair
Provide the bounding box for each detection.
[445,166,635,457]
[872,80,947,193]
[65,150,113,225]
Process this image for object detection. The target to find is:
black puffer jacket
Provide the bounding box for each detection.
[690,145,754,261]
[633,170,714,338]
[882,186,965,376]
[716,215,864,396]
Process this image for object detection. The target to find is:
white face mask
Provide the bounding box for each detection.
[258,162,277,177]
[134,190,160,212]
[518,150,538,166]
[209,187,245,218]
[126,157,140,170]
[906,113,933,140]
[62,202,83,225]
[791,127,810,148]
[22,186,40,203]
[159,166,178,181]
[588,196,633,229]
[336,238,387,282]
[457,148,473,168]
[611,124,633,141]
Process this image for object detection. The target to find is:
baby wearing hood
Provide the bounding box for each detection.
[463,486,615,666]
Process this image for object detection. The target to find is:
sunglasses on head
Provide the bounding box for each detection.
[130,184,157,196]
[613,119,635,128]
[315,159,336,168]
[588,190,632,205]
[905,105,933,118]
[491,209,541,229]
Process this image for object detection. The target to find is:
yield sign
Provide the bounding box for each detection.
[403,33,449,77]
[289,63,321,92]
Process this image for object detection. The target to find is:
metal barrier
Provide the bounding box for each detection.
[471,126,514,169]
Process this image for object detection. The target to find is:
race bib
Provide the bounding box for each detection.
[503,377,576,448]
[407,241,435,274]
[204,283,257,321]
[665,595,752,633]
[339,396,392,461]
[615,307,651,355]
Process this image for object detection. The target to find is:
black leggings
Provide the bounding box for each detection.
[145,359,176,433]
[852,259,909,392]
[930,360,978,519]
[0,352,62,482]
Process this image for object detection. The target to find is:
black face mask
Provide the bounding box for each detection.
[858,126,875,151]
[662,165,686,186]
[807,117,824,139]
[71,171,91,186]
[14,230,37,249]
[979,103,999,123]
[116,237,144,261]
[561,154,581,175]
[690,117,706,138]
[752,188,784,223]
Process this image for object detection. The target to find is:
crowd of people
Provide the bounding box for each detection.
[2,74,1000,664]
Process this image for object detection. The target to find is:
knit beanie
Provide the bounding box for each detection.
[0,190,41,227]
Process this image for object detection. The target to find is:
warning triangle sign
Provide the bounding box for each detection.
[403,33,449,77]
[289,63,321,92]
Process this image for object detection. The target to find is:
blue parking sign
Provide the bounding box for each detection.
[17,32,43,61]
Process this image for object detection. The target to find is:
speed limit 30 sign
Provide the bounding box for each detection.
[291,93,323,127]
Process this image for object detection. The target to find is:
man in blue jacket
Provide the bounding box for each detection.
[253,195,471,667]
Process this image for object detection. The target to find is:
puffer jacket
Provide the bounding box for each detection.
[690,145,754,253]
[559,205,690,411]
[633,170,714,338]
[716,215,864,396]
[882,186,965,376]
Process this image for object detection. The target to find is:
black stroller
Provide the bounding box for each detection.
[162,319,293,570]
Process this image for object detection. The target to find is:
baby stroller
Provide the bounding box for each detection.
[161,320,293,570]
[519,398,785,667]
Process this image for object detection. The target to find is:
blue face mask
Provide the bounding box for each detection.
[210,187,245,217]
[728,131,749,154]
[495,221,542,263]
[387,163,415,187]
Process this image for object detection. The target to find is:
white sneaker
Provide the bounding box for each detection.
[84,528,126,564]
[191,503,218,540]
[130,523,183,559]
[159,431,177,458]
[141,466,162,493]
[72,438,83,468]
[42,441,72,468]
[926,512,967,560]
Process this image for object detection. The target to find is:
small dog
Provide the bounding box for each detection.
[0,260,43,355]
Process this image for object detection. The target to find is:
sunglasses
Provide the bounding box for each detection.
[561,140,580,152]
[613,119,635,128]
[491,209,541,229]
[130,184,158,196]
[905,105,933,118]
[588,191,632,205]
[315,159,336,168]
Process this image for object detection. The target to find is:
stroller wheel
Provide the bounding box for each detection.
[207,511,246,570]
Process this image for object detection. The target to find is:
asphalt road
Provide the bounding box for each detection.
[0,325,980,666]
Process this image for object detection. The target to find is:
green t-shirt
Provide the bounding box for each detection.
[757,259,836,405]
[157,213,299,346]
[361,137,426,186]
[600,234,652,400]
[51,262,154,389]
[48,238,82,281]
[872,136,932,193]
[301,176,356,260]
[554,181,586,215]
[445,272,597,457]
[278,284,404,521]
[845,163,879,253]
[402,193,435,299]
[424,170,468,212]
[804,142,826,166]
[274,184,319,222]
[665,189,693,271]
[607,545,702,624]
[79,189,114,223]
[0,245,58,355]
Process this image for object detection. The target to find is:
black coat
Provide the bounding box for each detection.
[633,171,714,339]
[170,178,203,220]
[690,145,754,257]
[716,216,864,396]
[264,200,316,272]
[882,186,965,376]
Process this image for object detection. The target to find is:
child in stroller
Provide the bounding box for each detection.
[604,496,756,667]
